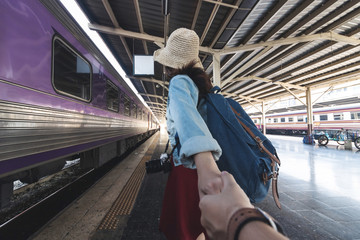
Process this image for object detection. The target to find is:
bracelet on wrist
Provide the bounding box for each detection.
[226,207,284,240]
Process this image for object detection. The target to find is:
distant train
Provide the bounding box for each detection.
[250,103,360,136]
[0,0,158,207]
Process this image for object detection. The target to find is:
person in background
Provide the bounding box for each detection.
[199,171,288,240]
[153,28,222,240]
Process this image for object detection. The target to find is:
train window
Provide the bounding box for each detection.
[119,90,124,113]
[143,110,146,120]
[334,113,344,120]
[351,112,360,119]
[297,116,304,122]
[320,115,328,121]
[123,94,130,116]
[281,118,285,122]
[254,119,257,123]
[288,117,293,122]
[138,108,142,119]
[273,118,278,123]
[131,102,137,118]
[267,118,271,123]
[52,37,91,101]
[106,80,119,112]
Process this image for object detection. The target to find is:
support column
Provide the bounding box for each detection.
[306,87,313,135]
[212,52,221,87]
[262,101,266,135]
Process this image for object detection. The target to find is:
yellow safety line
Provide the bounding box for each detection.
[98,134,160,230]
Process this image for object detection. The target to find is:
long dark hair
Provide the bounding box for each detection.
[166,61,213,100]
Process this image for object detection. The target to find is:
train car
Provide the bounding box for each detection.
[0,0,158,207]
[251,103,360,136]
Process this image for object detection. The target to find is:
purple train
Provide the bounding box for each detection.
[0,0,158,207]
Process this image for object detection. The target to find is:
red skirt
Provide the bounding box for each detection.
[159,160,206,240]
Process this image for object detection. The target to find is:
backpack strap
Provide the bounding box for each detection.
[170,140,180,156]
[230,105,281,209]
[210,86,221,94]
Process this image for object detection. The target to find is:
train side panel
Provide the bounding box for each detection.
[0,0,158,184]
[251,105,360,135]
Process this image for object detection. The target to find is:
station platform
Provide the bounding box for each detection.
[33,129,360,240]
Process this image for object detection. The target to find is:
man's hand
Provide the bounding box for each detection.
[199,171,254,240]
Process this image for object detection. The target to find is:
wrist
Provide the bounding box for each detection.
[194,152,219,173]
[226,207,284,240]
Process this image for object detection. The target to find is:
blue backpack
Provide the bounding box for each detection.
[205,87,281,208]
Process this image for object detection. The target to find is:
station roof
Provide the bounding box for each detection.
[74,0,360,120]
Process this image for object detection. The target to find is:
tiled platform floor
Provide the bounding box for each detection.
[256,176,360,240]
[256,135,360,240]
[121,132,360,240]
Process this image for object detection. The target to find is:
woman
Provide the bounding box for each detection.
[153,28,223,240]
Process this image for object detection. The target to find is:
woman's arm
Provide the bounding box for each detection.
[168,75,223,198]
[194,152,222,198]
[167,75,222,168]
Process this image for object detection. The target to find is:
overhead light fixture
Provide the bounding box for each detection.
[133,55,154,75]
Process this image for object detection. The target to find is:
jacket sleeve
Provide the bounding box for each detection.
[168,75,222,169]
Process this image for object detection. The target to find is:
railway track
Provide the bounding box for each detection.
[0,148,139,239]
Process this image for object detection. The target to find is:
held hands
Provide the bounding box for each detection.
[194,152,222,199]
[199,171,254,240]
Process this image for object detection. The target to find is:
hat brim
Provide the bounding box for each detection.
[154,48,203,69]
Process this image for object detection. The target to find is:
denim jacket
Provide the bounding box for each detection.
[166,74,222,169]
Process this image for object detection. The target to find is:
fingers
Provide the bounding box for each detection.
[220,171,232,184]
[220,171,254,208]
[220,171,237,190]
[199,171,223,197]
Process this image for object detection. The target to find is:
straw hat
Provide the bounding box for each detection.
[153,28,203,69]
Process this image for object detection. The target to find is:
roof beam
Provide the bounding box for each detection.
[203,0,246,9]
[242,75,360,107]
[250,5,360,80]
[217,0,287,75]
[133,77,169,91]
[232,76,306,91]
[140,93,168,100]
[148,106,165,110]
[146,102,166,107]
[130,76,169,86]
[218,32,360,55]
[89,23,163,43]
[221,46,273,88]
[133,0,149,54]
[200,1,220,44]
[244,99,262,112]
[191,0,202,30]
[312,86,333,105]
[281,85,307,106]
[205,0,246,71]
[239,67,360,104]
[223,92,262,102]
[230,0,316,77]
[264,99,281,114]
[88,23,214,54]
[101,0,133,63]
